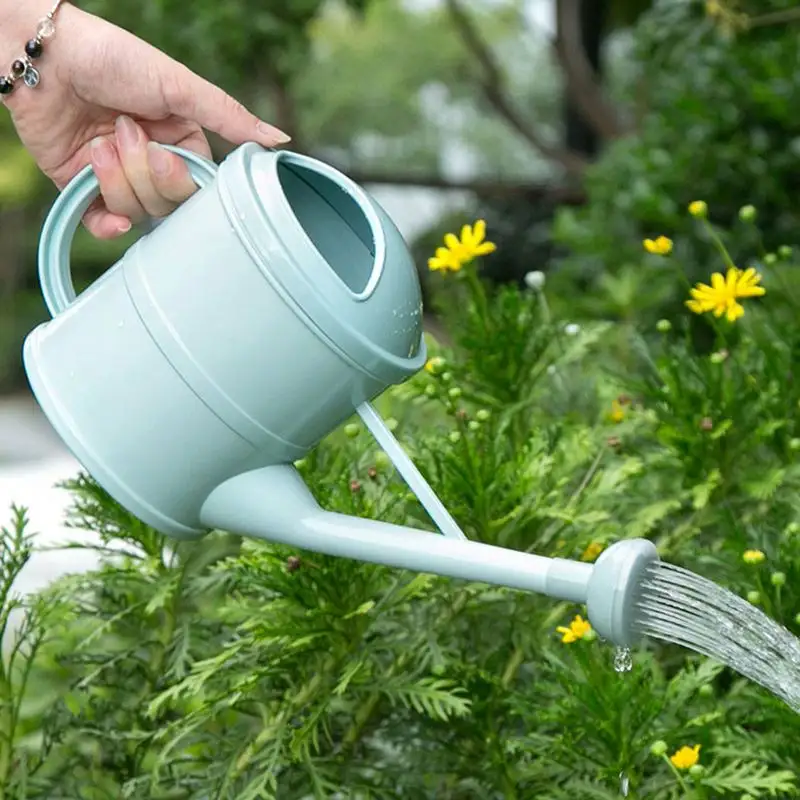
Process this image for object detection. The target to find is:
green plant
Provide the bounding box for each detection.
[4,210,800,798]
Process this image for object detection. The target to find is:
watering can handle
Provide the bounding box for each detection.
[37,144,219,318]
[356,401,467,541]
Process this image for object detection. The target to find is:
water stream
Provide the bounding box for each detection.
[613,646,632,673]
[634,561,800,712]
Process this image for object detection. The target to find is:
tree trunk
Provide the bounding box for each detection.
[562,0,612,158]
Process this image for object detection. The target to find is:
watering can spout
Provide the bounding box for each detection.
[199,464,657,649]
[199,465,594,601]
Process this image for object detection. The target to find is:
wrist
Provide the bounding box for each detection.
[0,1,75,108]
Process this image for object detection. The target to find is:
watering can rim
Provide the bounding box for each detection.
[215,143,430,382]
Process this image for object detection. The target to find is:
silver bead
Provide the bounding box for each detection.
[36,17,56,38]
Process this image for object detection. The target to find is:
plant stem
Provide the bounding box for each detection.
[747,6,800,27]
[341,589,470,753]
[501,646,524,689]
[0,667,13,799]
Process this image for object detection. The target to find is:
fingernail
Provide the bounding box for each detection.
[256,121,291,145]
[115,115,139,150]
[116,219,132,234]
[90,137,113,168]
[147,142,172,177]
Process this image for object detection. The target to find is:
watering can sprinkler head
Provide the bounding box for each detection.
[585,538,660,646]
[23,141,661,650]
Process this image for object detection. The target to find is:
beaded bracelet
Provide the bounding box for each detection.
[0,0,64,98]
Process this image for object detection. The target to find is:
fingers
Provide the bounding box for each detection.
[163,65,291,149]
[84,116,202,238]
[83,197,133,240]
[146,141,199,204]
[114,115,193,218]
[90,135,146,223]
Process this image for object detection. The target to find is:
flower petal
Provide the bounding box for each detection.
[726,300,744,322]
[444,233,461,253]
[472,219,487,245]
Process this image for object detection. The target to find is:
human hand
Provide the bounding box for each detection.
[0,1,290,239]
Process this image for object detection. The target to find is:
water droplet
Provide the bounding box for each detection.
[619,771,629,796]
[613,647,632,673]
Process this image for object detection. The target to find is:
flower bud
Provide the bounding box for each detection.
[738,204,757,222]
[385,417,399,432]
[424,356,446,376]
[524,270,546,291]
[698,683,714,697]
[771,571,786,587]
[656,319,672,333]
[374,450,391,470]
[779,245,793,259]
[424,384,437,397]
[689,764,705,778]
[448,387,462,399]
[441,371,452,383]
[476,409,491,422]
[764,252,777,265]
[468,420,480,431]
[790,438,800,451]
[449,431,462,444]
[688,200,707,218]
[650,740,668,757]
[747,590,761,605]
[710,349,728,364]
[344,423,360,439]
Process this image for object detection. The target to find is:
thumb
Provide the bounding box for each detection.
[163,65,291,148]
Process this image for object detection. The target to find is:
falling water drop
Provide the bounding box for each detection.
[613,646,633,673]
[619,771,629,797]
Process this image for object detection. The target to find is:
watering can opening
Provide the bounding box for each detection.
[275,155,379,298]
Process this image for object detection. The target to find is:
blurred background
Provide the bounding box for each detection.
[2,0,800,588]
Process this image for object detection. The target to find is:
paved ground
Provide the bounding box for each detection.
[0,393,102,600]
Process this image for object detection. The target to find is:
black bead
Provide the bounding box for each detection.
[24,39,43,59]
[0,77,13,95]
[10,60,25,78]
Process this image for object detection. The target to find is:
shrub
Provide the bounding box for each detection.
[552,0,800,323]
[2,212,800,797]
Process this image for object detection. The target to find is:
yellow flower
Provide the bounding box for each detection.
[608,399,626,424]
[686,266,765,323]
[705,0,722,16]
[556,615,592,644]
[428,219,496,273]
[670,744,701,770]
[743,549,766,565]
[581,542,604,562]
[688,200,708,218]
[643,236,673,256]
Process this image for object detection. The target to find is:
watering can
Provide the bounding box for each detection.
[23,142,659,646]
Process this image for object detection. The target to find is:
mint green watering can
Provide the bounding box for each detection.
[23,143,658,646]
